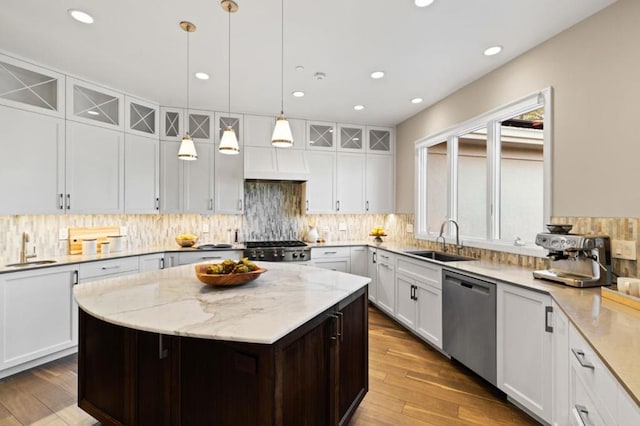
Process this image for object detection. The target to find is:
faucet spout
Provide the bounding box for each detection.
[20,232,37,264]
[439,219,462,253]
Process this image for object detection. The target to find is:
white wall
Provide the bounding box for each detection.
[396,0,640,217]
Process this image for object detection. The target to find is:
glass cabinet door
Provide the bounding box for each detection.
[0,54,65,117]
[125,96,158,137]
[307,121,336,151]
[187,109,214,142]
[160,107,184,141]
[66,77,124,130]
[366,126,394,154]
[338,124,365,152]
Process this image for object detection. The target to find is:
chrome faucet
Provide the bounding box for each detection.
[20,232,37,263]
[438,219,462,253]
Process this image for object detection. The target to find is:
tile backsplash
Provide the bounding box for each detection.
[1,181,638,278]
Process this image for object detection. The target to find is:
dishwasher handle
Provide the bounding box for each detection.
[447,277,491,295]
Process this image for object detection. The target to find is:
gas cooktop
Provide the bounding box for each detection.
[245,240,307,249]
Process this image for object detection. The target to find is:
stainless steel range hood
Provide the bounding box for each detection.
[243,147,309,181]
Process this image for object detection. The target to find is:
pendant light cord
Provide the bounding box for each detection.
[186,28,190,115]
[280,0,284,115]
[228,4,231,117]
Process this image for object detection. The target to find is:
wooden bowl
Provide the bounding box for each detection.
[176,237,198,247]
[195,265,267,287]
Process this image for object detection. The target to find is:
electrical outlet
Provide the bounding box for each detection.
[59,228,68,240]
[119,226,128,236]
[202,224,210,233]
[612,239,637,260]
[406,223,414,233]
[339,222,347,231]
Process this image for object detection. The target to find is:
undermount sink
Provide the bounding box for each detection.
[5,260,57,268]
[405,250,475,262]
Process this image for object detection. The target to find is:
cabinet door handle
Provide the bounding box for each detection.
[336,311,344,341]
[59,193,64,210]
[66,194,71,210]
[372,251,376,264]
[160,258,165,269]
[329,314,339,341]
[336,200,340,211]
[306,199,309,211]
[209,198,213,210]
[73,270,79,285]
[238,199,243,211]
[574,404,595,426]
[545,306,553,333]
[571,349,595,370]
[101,265,120,270]
[410,285,415,300]
[155,197,160,210]
[366,200,369,211]
[379,263,390,269]
[158,334,169,360]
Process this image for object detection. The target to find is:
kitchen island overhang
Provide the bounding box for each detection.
[74,262,370,425]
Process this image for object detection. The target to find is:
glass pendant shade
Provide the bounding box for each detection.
[219,126,240,154]
[178,134,198,160]
[271,115,293,148]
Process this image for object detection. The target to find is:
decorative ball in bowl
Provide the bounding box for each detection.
[176,234,198,247]
[195,264,267,287]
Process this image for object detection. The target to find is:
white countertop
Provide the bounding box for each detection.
[73,262,369,344]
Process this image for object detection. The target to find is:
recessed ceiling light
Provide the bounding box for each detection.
[411,97,423,104]
[370,71,385,79]
[295,65,304,71]
[68,9,94,24]
[195,72,210,80]
[483,45,503,56]
[353,105,365,111]
[292,91,305,97]
[87,110,99,116]
[414,0,435,7]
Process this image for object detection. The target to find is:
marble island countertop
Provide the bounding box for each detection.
[73,262,370,344]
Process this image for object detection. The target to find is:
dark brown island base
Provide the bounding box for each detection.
[74,263,369,425]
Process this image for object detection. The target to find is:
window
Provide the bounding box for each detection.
[415,88,552,254]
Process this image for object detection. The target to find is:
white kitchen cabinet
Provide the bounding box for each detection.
[125,96,158,138]
[187,109,214,143]
[497,283,553,424]
[214,114,244,214]
[65,121,125,214]
[366,154,395,213]
[552,300,570,426]
[395,255,443,349]
[336,153,366,213]
[244,114,272,147]
[183,141,215,214]
[139,253,165,272]
[618,386,640,426]
[304,151,336,213]
[244,146,278,176]
[288,118,306,150]
[176,250,241,266]
[367,247,378,303]
[350,246,368,277]
[160,106,184,141]
[376,250,396,316]
[311,247,351,272]
[124,133,159,213]
[366,126,394,155]
[159,140,183,213]
[66,77,124,130]
[0,53,65,117]
[0,265,78,379]
[0,105,65,215]
[338,124,365,152]
[307,121,336,151]
[77,257,139,282]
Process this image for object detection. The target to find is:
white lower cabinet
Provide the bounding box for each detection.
[367,247,378,303]
[0,265,78,378]
[375,250,396,316]
[349,246,368,277]
[311,247,351,272]
[77,257,140,283]
[552,301,570,426]
[497,283,553,424]
[395,255,442,349]
[176,250,241,266]
[138,253,165,272]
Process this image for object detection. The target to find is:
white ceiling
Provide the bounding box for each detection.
[0,0,617,127]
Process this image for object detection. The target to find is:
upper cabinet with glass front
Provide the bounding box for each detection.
[307,121,336,151]
[66,77,124,130]
[187,109,214,143]
[338,124,365,153]
[0,54,65,117]
[160,107,184,141]
[125,96,158,137]
[366,126,394,155]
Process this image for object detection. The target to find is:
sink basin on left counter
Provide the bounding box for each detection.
[5,260,57,268]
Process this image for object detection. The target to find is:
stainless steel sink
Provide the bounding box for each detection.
[405,250,474,262]
[5,260,57,268]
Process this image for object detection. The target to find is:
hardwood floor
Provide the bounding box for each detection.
[0,305,538,425]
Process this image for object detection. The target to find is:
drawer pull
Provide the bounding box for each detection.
[574,404,595,426]
[201,256,222,260]
[324,251,337,255]
[571,348,595,370]
[101,265,120,271]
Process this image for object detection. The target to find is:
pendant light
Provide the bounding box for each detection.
[271,0,293,148]
[219,0,240,155]
[178,21,198,160]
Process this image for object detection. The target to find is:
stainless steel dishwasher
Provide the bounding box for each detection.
[442,269,497,386]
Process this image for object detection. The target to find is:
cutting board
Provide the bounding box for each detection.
[601,286,640,311]
[69,226,120,254]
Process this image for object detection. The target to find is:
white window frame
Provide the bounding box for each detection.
[414,87,552,257]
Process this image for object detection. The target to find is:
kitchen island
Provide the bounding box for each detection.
[73,262,370,425]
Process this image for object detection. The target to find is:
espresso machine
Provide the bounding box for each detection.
[533,232,612,287]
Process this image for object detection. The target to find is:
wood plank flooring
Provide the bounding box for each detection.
[0,305,538,425]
